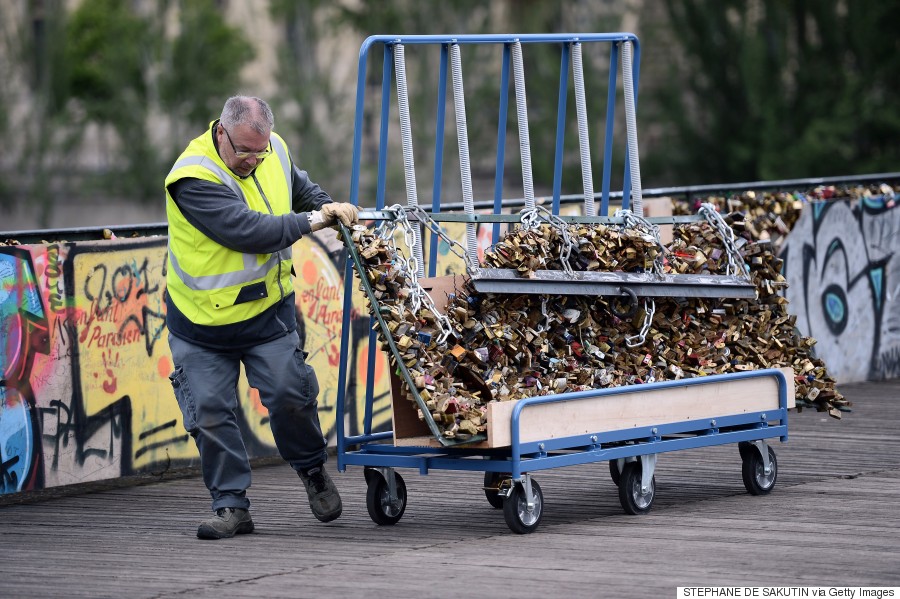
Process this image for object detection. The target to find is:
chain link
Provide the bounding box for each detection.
[625,299,655,348]
[405,205,481,274]
[375,205,457,346]
[698,203,750,278]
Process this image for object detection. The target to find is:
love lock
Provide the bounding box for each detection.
[610,286,638,319]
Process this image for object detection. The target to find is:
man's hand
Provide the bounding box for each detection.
[320,203,359,228]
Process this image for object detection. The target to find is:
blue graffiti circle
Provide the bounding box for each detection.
[821,284,848,336]
[0,387,32,493]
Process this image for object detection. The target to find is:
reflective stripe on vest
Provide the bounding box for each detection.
[168,245,291,291]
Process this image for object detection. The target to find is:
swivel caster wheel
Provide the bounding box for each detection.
[618,461,655,515]
[740,442,777,495]
[503,479,544,534]
[365,468,407,525]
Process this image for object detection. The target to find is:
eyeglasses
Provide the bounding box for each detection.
[221,125,272,160]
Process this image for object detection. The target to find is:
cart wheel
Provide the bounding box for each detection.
[503,479,544,534]
[366,470,407,525]
[741,445,777,495]
[609,460,622,486]
[618,461,655,515]
[483,472,507,509]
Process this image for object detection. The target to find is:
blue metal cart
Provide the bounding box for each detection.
[334,34,789,533]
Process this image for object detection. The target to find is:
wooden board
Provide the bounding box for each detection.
[394,367,795,448]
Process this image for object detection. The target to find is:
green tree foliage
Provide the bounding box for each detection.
[159,0,255,131]
[65,0,157,200]
[648,0,900,185]
[11,0,72,223]
[66,0,147,122]
[330,0,495,203]
[1,0,256,225]
[267,0,342,195]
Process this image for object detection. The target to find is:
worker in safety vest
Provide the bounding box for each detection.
[165,95,358,540]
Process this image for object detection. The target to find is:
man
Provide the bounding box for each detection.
[165,95,358,539]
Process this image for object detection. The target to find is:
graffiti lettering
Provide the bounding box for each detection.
[875,346,900,379]
[85,325,144,349]
[45,244,65,312]
[302,279,344,328]
[40,400,74,470]
[0,455,20,493]
[82,257,161,311]
[119,307,167,356]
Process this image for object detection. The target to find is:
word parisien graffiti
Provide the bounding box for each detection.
[0,232,393,495]
[3,197,900,495]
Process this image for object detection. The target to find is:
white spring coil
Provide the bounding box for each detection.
[572,42,595,216]
[621,41,643,217]
[511,41,535,211]
[393,43,424,276]
[450,44,478,261]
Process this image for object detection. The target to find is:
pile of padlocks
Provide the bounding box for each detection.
[349,208,847,441]
[673,183,899,252]
[483,222,661,275]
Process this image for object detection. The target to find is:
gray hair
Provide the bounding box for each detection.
[220,96,275,134]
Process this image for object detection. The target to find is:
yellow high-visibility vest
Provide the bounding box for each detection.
[165,122,294,326]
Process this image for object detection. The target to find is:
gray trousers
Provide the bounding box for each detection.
[168,331,327,511]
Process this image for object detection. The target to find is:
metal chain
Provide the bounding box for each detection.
[377,205,455,346]
[698,203,749,277]
[405,205,481,274]
[518,205,576,276]
[625,299,655,348]
[612,208,662,347]
[613,209,666,275]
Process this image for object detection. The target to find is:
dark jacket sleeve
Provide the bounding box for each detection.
[168,178,313,254]
[291,163,334,213]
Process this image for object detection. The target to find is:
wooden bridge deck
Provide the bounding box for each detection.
[1,379,898,598]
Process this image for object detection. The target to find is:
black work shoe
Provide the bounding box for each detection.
[197,507,254,539]
[299,465,343,522]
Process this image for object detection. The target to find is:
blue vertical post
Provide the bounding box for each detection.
[551,42,571,215]
[601,43,618,216]
[340,39,377,468]
[429,44,449,277]
[492,43,511,244]
[362,43,395,436]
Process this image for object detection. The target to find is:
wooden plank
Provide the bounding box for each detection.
[486,367,795,447]
[395,367,794,448]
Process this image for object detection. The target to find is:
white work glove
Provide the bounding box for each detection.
[310,203,359,232]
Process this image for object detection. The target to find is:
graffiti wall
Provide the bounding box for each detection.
[3,195,898,495]
[781,194,900,383]
[0,232,392,495]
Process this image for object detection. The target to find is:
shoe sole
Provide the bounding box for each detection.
[196,520,255,540]
[312,506,342,523]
